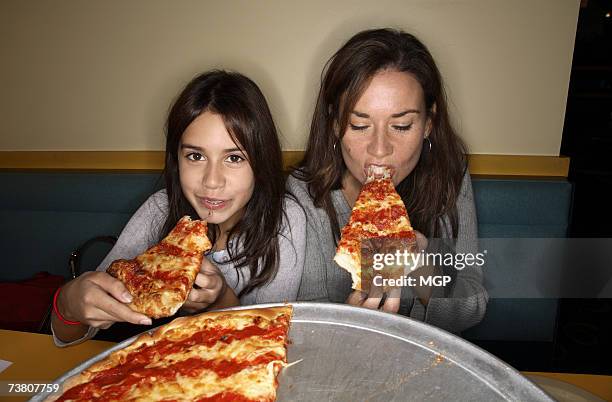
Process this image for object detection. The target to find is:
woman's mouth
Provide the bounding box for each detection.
[364,164,394,179]
[199,197,229,211]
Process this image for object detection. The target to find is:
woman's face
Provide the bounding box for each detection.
[340,70,432,195]
[178,111,255,232]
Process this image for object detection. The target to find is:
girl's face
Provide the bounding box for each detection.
[178,111,255,233]
[340,70,432,198]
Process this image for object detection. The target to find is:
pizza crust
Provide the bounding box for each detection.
[333,240,362,290]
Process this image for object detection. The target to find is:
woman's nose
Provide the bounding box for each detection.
[366,129,393,158]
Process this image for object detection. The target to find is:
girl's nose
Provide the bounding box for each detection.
[202,163,224,189]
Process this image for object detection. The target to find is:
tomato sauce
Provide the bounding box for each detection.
[56,317,289,401]
[196,391,268,402]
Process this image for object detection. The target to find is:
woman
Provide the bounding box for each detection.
[290,28,487,333]
[53,70,306,345]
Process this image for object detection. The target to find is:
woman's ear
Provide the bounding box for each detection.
[332,118,340,138]
[332,120,343,150]
[425,103,437,138]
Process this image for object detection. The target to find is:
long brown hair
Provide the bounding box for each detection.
[295,28,468,240]
[162,70,285,296]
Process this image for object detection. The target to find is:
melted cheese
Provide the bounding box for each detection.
[51,308,290,402]
[335,173,415,290]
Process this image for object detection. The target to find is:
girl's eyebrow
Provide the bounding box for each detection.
[181,143,203,151]
[181,143,243,153]
[352,109,420,118]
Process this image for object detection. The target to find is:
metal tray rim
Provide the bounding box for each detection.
[30,302,554,402]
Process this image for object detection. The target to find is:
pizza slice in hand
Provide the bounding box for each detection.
[108,216,212,318]
[334,165,417,291]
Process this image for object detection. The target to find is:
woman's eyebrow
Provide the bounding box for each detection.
[351,109,420,118]
[391,109,420,117]
[352,110,370,118]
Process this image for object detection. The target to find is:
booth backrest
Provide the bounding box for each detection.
[474,178,572,238]
[0,172,573,341]
[464,178,573,342]
[0,172,162,281]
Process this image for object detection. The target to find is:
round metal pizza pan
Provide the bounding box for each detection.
[31,302,553,401]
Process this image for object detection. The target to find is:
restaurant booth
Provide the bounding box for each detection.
[1,155,610,400]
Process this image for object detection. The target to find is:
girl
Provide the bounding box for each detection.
[290,29,488,334]
[53,70,306,345]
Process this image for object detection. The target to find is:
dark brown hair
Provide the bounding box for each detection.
[295,28,468,240]
[162,70,285,296]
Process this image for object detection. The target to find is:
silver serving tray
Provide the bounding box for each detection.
[32,302,553,401]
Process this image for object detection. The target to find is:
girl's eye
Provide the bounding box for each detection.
[226,154,245,164]
[349,123,369,131]
[186,152,204,161]
[392,123,413,132]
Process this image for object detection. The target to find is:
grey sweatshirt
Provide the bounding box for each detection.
[53,189,306,346]
[287,170,488,334]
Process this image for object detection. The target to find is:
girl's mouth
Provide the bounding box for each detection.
[199,197,229,211]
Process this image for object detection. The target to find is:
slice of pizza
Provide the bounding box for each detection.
[47,306,292,402]
[334,165,417,290]
[107,215,212,319]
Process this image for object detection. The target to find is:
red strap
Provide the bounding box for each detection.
[53,287,81,326]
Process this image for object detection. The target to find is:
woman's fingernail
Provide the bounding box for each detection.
[140,318,152,325]
[122,292,133,303]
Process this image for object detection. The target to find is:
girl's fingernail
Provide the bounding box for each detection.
[122,292,133,303]
[140,318,152,325]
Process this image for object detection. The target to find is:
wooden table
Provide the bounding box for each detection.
[1,329,610,401]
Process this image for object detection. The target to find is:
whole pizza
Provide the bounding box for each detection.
[47,305,292,402]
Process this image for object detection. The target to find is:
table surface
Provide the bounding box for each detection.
[1,329,610,401]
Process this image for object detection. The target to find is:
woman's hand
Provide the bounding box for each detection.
[346,230,429,313]
[58,271,152,329]
[181,258,227,314]
[407,230,438,306]
[414,230,428,253]
[346,285,401,312]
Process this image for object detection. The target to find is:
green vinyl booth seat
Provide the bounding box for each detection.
[0,172,572,342]
[0,172,163,282]
[464,178,573,342]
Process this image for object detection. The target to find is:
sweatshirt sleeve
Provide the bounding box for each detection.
[52,190,168,347]
[409,171,489,333]
[95,190,168,272]
[250,196,307,304]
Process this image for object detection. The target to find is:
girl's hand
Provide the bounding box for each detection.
[58,271,152,329]
[181,258,226,314]
[346,230,428,313]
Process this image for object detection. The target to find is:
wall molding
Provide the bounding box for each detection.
[467,154,570,177]
[0,151,570,177]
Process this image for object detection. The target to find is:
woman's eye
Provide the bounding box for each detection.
[186,152,204,161]
[349,123,369,131]
[393,124,413,132]
[226,154,245,164]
